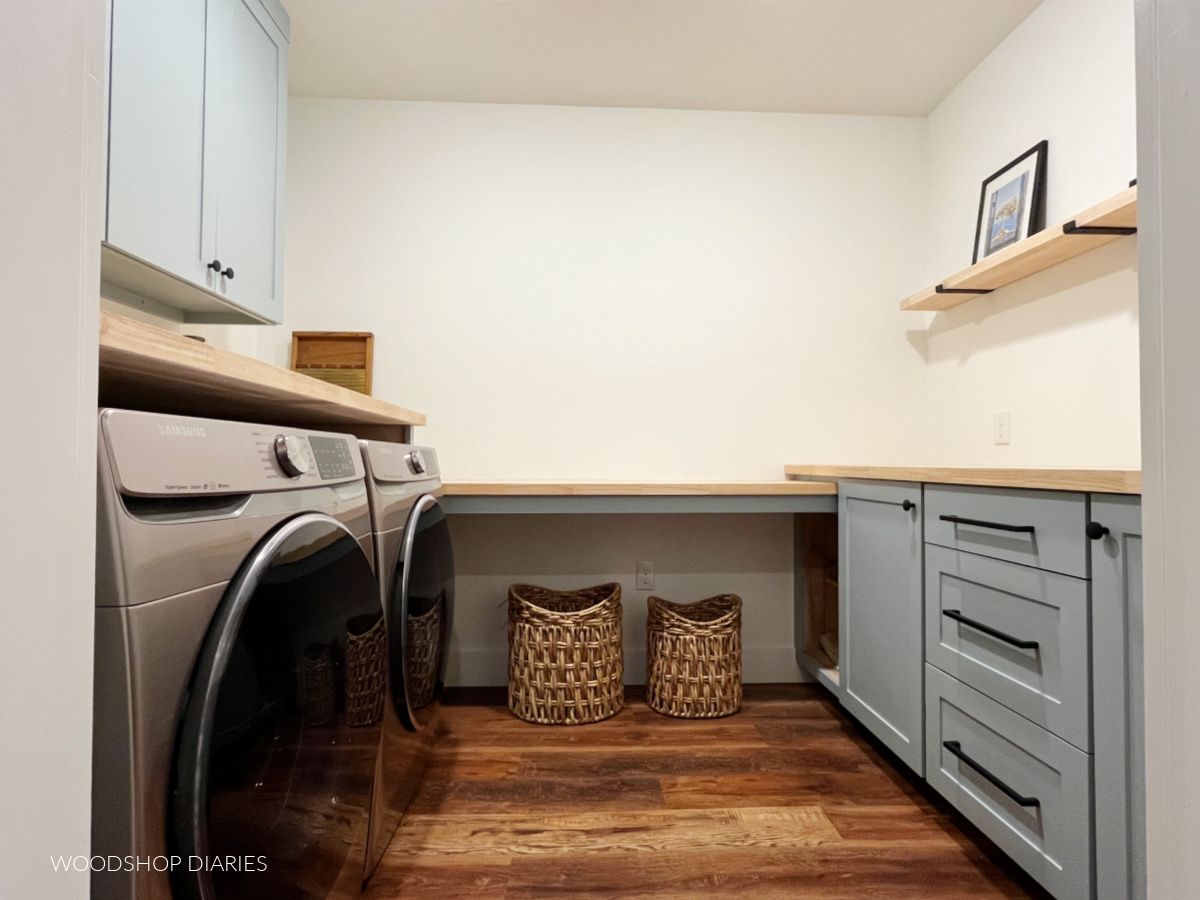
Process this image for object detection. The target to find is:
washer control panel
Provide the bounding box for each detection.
[309,436,359,480]
[101,410,367,496]
[274,434,312,478]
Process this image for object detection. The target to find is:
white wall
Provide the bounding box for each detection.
[253,100,930,685]
[267,99,929,480]
[447,514,797,687]
[0,1,106,897]
[922,0,1140,467]
[1136,0,1200,895]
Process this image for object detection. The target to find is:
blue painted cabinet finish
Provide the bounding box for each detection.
[926,664,1093,900]
[838,480,924,775]
[1091,496,1146,900]
[105,0,288,324]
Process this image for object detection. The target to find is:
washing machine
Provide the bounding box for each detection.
[92,409,387,900]
[358,440,455,879]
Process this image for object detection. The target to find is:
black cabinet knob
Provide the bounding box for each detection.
[221,266,234,279]
[207,260,234,279]
[902,500,916,512]
[1086,521,1110,540]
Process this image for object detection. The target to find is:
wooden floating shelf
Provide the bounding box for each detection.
[99,311,425,440]
[901,185,1138,312]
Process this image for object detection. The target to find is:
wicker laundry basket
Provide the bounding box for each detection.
[302,644,336,726]
[344,613,386,727]
[507,583,624,725]
[646,594,743,718]
[406,591,446,711]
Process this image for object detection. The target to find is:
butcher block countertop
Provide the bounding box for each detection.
[99,311,424,440]
[785,465,1141,495]
[439,481,838,514]
[444,481,837,496]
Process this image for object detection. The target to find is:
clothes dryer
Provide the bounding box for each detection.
[358,441,455,878]
[92,409,385,900]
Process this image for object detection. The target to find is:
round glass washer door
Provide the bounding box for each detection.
[172,513,382,900]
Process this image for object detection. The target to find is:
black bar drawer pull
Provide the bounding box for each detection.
[943,740,1041,807]
[940,514,1035,534]
[943,609,1039,650]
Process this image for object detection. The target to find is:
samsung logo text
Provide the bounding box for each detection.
[157,425,208,437]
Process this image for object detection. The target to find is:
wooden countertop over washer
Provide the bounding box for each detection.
[784,465,1141,495]
[99,310,425,440]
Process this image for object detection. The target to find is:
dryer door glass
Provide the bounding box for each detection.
[391,494,455,732]
[364,494,455,882]
[172,513,382,900]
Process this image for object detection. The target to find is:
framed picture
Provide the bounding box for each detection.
[972,140,1048,263]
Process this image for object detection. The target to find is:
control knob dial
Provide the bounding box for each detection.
[274,434,311,478]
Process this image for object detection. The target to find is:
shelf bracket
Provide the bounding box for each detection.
[1062,220,1138,237]
[935,284,993,295]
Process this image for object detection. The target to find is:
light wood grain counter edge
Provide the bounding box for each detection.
[443,481,839,497]
[784,465,1141,495]
[99,310,426,427]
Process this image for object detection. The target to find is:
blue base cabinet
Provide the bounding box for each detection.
[838,480,924,776]
[1091,497,1146,900]
[830,480,1144,899]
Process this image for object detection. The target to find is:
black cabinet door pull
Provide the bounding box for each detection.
[940,514,1035,534]
[902,499,916,512]
[1086,521,1110,540]
[943,609,1039,650]
[943,741,1040,807]
[207,259,234,279]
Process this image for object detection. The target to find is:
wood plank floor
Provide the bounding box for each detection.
[363,685,1050,899]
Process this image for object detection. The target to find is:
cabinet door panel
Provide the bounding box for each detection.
[207,0,287,322]
[839,480,924,775]
[107,0,210,285]
[1092,496,1145,900]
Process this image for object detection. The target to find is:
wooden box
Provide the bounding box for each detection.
[290,332,374,395]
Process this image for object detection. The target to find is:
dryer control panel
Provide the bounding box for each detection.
[360,440,441,484]
[101,409,367,496]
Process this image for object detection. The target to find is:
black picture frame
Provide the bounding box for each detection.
[972,140,1048,264]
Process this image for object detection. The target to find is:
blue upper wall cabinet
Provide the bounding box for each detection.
[103,0,289,325]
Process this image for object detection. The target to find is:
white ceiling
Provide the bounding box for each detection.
[282,0,1044,117]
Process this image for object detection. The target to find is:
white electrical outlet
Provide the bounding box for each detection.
[636,561,654,591]
[994,409,1012,445]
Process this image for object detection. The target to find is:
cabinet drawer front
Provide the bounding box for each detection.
[925,545,1091,750]
[926,666,1092,900]
[924,485,1087,577]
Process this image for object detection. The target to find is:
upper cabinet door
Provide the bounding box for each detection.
[106,0,210,288]
[104,0,288,324]
[839,479,925,775]
[205,0,288,323]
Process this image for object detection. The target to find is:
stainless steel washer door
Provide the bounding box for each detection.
[172,513,382,900]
